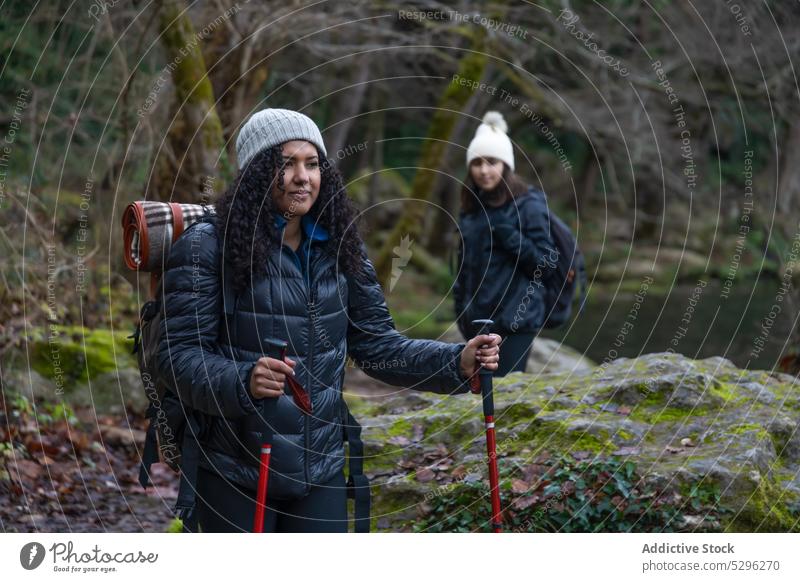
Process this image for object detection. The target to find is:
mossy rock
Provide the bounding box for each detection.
[346,352,800,532]
[28,325,137,389]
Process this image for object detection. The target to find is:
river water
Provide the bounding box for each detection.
[542,279,796,371]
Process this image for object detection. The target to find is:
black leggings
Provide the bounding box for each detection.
[195,467,348,533]
[494,333,535,377]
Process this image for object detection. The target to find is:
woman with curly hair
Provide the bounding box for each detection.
[157,108,501,532]
[454,111,555,376]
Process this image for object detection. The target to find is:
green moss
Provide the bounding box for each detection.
[30,325,136,385]
[370,479,424,532]
[572,433,614,452]
[510,416,614,453]
[634,384,662,404]
[616,429,634,441]
[711,382,742,404]
[166,518,184,533]
[342,392,373,417]
[728,423,763,435]
[386,418,413,438]
[726,477,800,532]
[727,422,770,441]
[364,452,404,476]
[495,401,542,424]
[629,406,696,423]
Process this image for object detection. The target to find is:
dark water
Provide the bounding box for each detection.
[541,279,795,371]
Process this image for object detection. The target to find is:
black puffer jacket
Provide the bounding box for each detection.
[454,187,555,337]
[157,215,470,500]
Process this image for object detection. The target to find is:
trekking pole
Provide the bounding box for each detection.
[252,338,312,533]
[469,318,502,533]
[253,434,272,533]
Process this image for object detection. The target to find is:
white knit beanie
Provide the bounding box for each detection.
[466,111,514,171]
[235,108,327,170]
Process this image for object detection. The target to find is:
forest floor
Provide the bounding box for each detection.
[0,369,399,533]
[0,394,178,533]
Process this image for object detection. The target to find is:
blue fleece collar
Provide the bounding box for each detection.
[273,213,330,241]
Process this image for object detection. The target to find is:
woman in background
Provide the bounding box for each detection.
[454,111,555,376]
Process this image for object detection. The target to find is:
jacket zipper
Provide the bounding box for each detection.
[304,257,315,494]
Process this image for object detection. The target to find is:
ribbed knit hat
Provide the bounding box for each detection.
[235,108,327,170]
[466,111,514,171]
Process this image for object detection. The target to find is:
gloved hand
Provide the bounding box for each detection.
[490,214,552,281]
[490,219,524,254]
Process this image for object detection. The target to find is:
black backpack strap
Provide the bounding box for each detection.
[222,266,236,316]
[576,252,589,315]
[174,412,203,533]
[342,402,370,533]
[138,406,159,489]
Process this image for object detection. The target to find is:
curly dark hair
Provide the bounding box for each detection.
[214,144,367,294]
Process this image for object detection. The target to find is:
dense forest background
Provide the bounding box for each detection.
[2,0,800,384]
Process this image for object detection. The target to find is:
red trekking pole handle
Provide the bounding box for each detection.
[470,319,502,532]
[278,346,312,414]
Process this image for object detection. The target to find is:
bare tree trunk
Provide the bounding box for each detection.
[578,150,601,214]
[204,1,270,178]
[326,56,371,158]
[777,120,800,218]
[633,172,663,241]
[366,87,386,211]
[423,63,498,256]
[373,31,488,287]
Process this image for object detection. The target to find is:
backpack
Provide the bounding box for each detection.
[539,202,588,329]
[127,210,370,532]
[128,215,216,532]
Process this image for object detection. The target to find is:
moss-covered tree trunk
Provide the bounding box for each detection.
[150,0,226,203]
[423,61,495,258]
[373,31,487,287]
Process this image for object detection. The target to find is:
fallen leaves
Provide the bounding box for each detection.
[451,465,468,481]
[512,494,540,510]
[1,398,176,532]
[98,426,146,448]
[511,478,531,494]
[7,459,43,488]
[415,468,436,483]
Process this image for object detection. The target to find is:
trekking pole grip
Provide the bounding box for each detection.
[469,319,495,401]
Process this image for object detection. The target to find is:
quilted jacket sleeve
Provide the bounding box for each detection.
[156,222,258,419]
[346,253,471,395]
[491,191,556,280]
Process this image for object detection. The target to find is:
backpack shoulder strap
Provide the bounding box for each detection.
[190,211,237,317]
[174,412,203,532]
[138,422,159,488]
[342,399,370,533]
[222,267,237,316]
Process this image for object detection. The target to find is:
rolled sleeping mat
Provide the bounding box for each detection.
[121,201,215,272]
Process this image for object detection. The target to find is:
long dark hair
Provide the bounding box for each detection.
[459,162,529,214]
[214,144,366,293]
